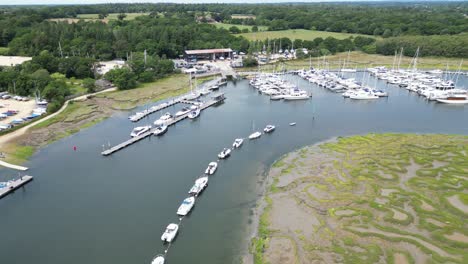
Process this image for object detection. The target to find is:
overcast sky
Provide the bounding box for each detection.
[0,0,448,5]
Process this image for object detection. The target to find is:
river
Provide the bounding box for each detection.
[1,73,467,263]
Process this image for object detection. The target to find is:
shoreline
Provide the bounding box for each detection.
[0,74,195,168]
[248,133,468,263]
[244,137,339,264]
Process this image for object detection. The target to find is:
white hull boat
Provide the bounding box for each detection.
[153,125,168,136]
[205,162,218,175]
[130,125,151,137]
[175,107,191,117]
[151,255,165,264]
[249,131,262,140]
[188,176,209,196]
[264,125,275,133]
[177,196,195,216]
[188,108,200,119]
[270,95,285,100]
[161,223,179,243]
[218,148,231,159]
[232,138,244,148]
[436,98,468,104]
[154,113,173,126]
[289,122,296,126]
[283,90,310,100]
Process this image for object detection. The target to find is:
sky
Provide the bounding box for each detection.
[0,0,452,5]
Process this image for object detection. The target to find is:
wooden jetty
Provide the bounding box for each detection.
[0,175,33,199]
[102,94,226,156]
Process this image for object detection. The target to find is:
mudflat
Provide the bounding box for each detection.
[251,134,468,264]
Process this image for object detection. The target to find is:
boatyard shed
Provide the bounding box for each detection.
[184,48,233,61]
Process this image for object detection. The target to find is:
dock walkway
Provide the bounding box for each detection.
[102,96,225,156]
[0,175,33,198]
[130,98,182,122]
[0,160,28,171]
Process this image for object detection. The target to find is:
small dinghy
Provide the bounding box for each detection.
[264,125,275,133]
[161,223,179,243]
[218,148,231,159]
[205,162,218,175]
[151,254,165,264]
[249,131,262,140]
[232,138,244,148]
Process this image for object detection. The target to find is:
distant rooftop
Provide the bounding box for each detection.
[185,48,233,55]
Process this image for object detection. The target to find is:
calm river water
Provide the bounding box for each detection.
[1,73,467,263]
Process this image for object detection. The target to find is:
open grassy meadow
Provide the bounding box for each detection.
[237,29,378,41]
[76,12,149,20]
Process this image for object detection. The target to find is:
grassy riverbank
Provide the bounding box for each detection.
[251,134,468,264]
[1,74,190,165]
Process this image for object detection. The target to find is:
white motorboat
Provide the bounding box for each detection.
[175,107,191,117]
[188,108,200,119]
[151,255,165,264]
[270,94,285,100]
[188,176,209,196]
[349,91,379,100]
[283,90,310,100]
[249,131,262,139]
[264,125,275,133]
[218,148,231,159]
[177,196,195,216]
[232,138,244,148]
[289,122,296,126]
[161,223,179,243]
[153,125,168,136]
[130,125,151,137]
[205,162,218,175]
[436,92,468,104]
[154,113,173,126]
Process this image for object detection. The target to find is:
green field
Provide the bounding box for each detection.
[77,13,149,20]
[211,23,267,32]
[237,29,378,41]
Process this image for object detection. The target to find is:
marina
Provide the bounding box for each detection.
[1,74,467,264]
[102,94,226,156]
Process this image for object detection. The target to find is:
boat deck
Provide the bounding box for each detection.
[102,96,225,156]
[0,175,33,199]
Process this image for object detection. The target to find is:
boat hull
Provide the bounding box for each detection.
[436,99,468,104]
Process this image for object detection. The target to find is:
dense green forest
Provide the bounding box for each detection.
[2,2,465,37]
